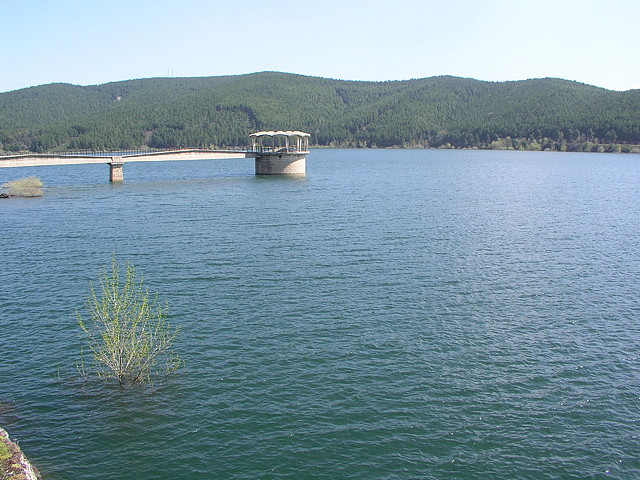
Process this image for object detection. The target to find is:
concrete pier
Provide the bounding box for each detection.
[109,157,124,182]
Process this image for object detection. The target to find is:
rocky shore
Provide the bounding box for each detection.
[0,428,40,480]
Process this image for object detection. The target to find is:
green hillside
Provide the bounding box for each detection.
[1,72,638,152]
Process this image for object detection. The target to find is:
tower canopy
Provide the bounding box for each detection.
[250,131,310,153]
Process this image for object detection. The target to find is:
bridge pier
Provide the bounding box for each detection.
[109,157,124,182]
[255,153,306,175]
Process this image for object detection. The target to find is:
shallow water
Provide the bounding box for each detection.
[1,149,639,479]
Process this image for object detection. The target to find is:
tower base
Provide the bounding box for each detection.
[255,153,306,175]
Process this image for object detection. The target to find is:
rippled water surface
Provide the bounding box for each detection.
[1,149,640,479]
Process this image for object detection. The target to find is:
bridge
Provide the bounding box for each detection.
[0,131,310,181]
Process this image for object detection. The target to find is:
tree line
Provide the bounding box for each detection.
[0,72,638,153]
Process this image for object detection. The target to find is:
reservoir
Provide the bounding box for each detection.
[1,149,639,479]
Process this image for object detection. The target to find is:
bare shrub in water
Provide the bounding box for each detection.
[77,258,181,386]
[1,176,43,197]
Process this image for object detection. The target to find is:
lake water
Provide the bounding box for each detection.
[1,149,639,479]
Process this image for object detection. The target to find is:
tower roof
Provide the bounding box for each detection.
[250,130,310,138]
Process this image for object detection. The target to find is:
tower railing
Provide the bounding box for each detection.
[248,145,309,154]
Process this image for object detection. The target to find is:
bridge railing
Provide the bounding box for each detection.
[1,145,310,159]
[8,147,255,157]
[59,149,165,157]
[57,147,253,156]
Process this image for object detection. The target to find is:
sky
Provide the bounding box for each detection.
[1,0,638,93]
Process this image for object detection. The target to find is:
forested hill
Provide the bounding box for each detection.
[1,72,639,153]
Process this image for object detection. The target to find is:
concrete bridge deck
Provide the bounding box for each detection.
[0,146,308,180]
[0,148,254,168]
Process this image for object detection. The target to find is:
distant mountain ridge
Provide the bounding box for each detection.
[1,72,638,152]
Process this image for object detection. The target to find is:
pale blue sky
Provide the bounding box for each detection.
[1,0,638,92]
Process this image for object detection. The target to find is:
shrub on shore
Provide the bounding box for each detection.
[1,176,43,197]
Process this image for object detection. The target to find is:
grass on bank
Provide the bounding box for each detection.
[0,441,10,462]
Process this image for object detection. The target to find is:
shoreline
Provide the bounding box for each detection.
[0,427,40,480]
